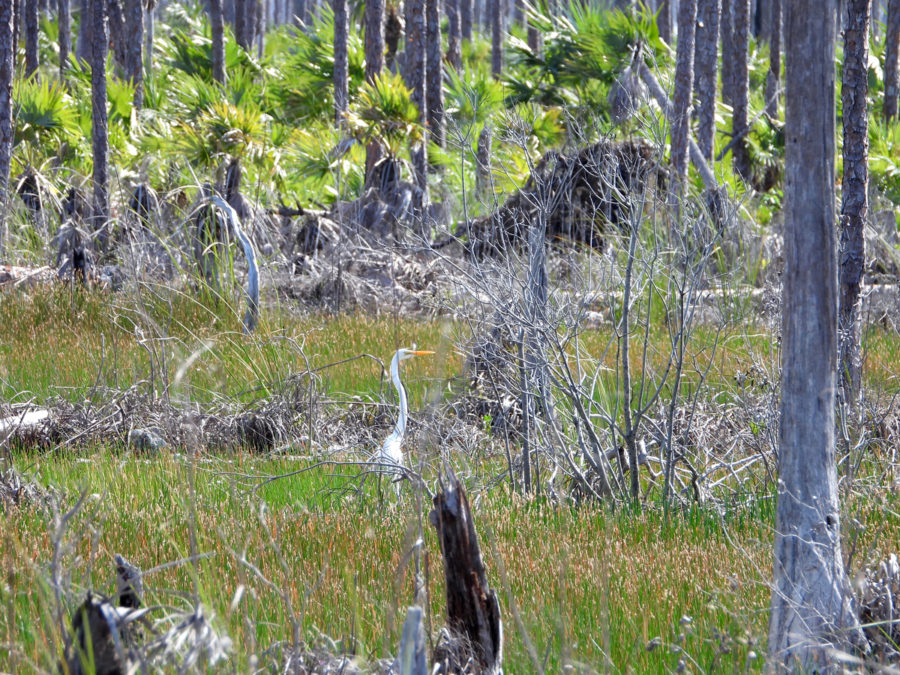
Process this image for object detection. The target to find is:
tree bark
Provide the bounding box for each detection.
[125,0,143,109]
[211,0,226,84]
[731,0,752,181]
[106,0,129,70]
[840,0,870,416]
[58,0,71,80]
[143,1,153,84]
[235,0,248,48]
[365,0,384,184]
[671,0,697,179]
[491,0,502,77]
[406,0,428,214]
[476,124,492,200]
[447,0,462,70]
[429,474,503,673]
[333,0,348,125]
[695,0,719,161]
[768,0,867,667]
[720,0,734,104]
[884,0,900,119]
[0,0,13,227]
[765,0,781,118]
[460,0,472,40]
[25,0,39,78]
[91,0,109,248]
[426,0,444,147]
[658,0,671,43]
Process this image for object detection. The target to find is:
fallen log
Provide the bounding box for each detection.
[429,472,503,674]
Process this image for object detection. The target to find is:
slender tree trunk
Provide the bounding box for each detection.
[884,0,900,119]
[25,0,39,77]
[365,0,384,184]
[333,0,348,125]
[476,124,491,200]
[460,0,472,40]
[384,3,402,70]
[491,0,502,77]
[720,0,734,104]
[225,0,235,27]
[406,0,427,214]
[144,2,153,83]
[768,0,867,666]
[765,0,781,118]
[125,0,143,109]
[211,0,226,84]
[426,0,444,147]
[235,0,248,47]
[695,0,719,161]
[0,0,13,237]
[76,0,91,62]
[91,0,109,248]
[447,0,461,70]
[840,0,871,416]
[12,0,21,58]
[107,0,128,70]
[731,0,752,181]
[657,0,671,43]
[671,0,697,179]
[58,0,71,80]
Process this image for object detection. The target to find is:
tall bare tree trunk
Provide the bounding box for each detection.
[144,1,153,83]
[765,0,781,118]
[365,0,384,183]
[58,0,71,80]
[657,0,671,42]
[720,0,734,104]
[490,0,501,77]
[406,0,427,215]
[768,0,867,667]
[460,0,472,40]
[840,0,871,416]
[731,0,751,181]
[426,0,444,147]
[91,0,109,248]
[211,0,226,84]
[333,0,348,125]
[671,0,697,179]
[125,0,143,109]
[25,0,39,78]
[0,0,13,241]
[884,0,900,119]
[446,0,462,70]
[235,0,248,47]
[695,0,719,161]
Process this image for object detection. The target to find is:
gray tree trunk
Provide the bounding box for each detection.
[491,0,501,77]
[765,0,781,118]
[839,0,870,415]
[58,0,71,80]
[671,0,697,179]
[0,0,13,231]
[211,0,226,84]
[447,0,462,70]
[106,0,128,70]
[125,0,143,109]
[235,0,248,47]
[657,0,671,43]
[731,0,751,181]
[720,0,734,104]
[365,0,384,183]
[91,0,109,247]
[695,0,719,161]
[426,0,444,146]
[143,2,153,83]
[476,124,491,200]
[333,0,348,125]
[768,0,867,667]
[406,0,427,214]
[884,0,900,119]
[460,0,472,40]
[25,0,39,77]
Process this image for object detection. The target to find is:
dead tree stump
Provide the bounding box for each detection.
[429,473,503,674]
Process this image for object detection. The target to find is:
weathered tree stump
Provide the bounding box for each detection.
[429,472,503,674]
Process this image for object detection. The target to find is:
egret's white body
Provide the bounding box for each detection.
[371,348,434,470]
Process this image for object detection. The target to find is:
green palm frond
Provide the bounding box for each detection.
[13,77,79,148]
[345,72,424,156]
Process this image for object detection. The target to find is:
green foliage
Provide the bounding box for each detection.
[12,77,79,150]
[346,72,424,157]
[869,118,900,205]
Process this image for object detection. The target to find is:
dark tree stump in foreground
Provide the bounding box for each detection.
[429,473,503,674]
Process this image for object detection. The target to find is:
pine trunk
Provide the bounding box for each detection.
[25,0,39,77]
[0,0,12,216]
[671,0,697,179]
[365,0,384,184]
[768,0,867,667]
[695,0,719,161]
[658,0,671,43]
[91,0,109,247]
[426,0,444,146]
[235,0,248,48]
[491,0,502,77]
[406,0,427,213]
[211,0,226,84]
[58,0,71,80]
[839,0,871,415]
[720,0,734,104]
[884,0,900,119]
[125,0,143,109]
[447,0,462,70]
[731,0,752,181]
[144,2,153,83]
[333,0,348,125]
[460,0,472,40]
[765,0,781,118]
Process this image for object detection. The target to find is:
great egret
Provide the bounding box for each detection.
[372,347,435,471]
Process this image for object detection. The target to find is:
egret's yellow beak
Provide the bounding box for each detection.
[410,350,435,356]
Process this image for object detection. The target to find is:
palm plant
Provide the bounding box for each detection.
[345,72,423,161]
